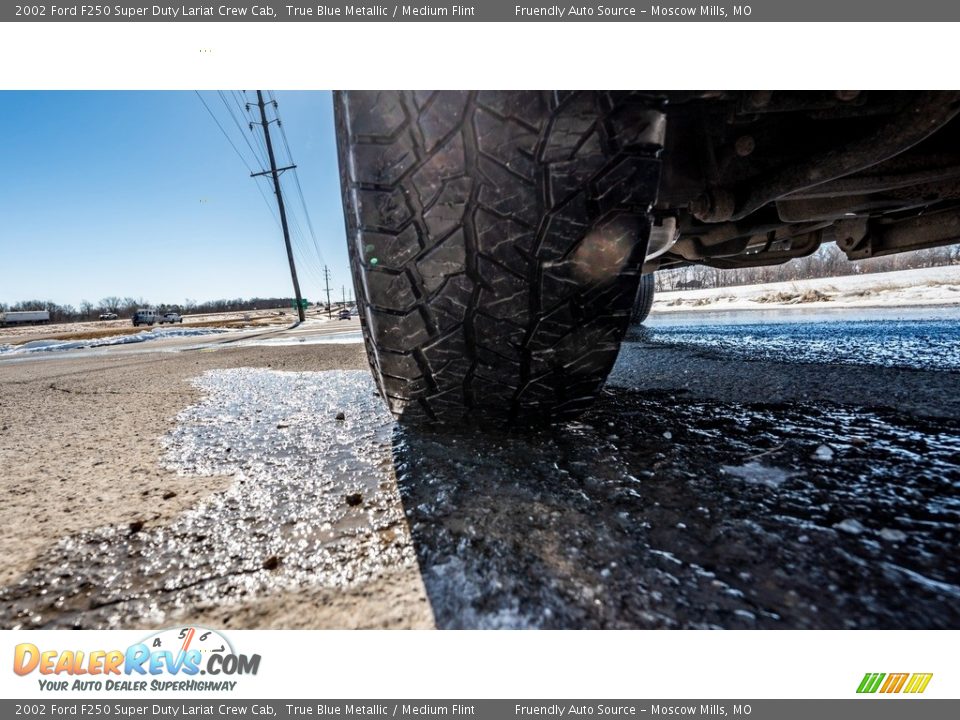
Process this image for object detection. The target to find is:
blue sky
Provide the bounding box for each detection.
[0,91,349,308]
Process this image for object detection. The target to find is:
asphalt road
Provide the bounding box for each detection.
[391,308,960,628]
[0,309,957,629]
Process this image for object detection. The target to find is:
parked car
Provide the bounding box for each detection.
[158,312,183,324]
[98,312,118,321]
[132,309,158,327]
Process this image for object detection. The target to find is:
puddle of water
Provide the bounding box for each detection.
[0,369,413,629]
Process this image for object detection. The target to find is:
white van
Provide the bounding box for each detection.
[132,309,158,327]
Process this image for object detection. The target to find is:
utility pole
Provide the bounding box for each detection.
[342,285,346,305]
[323,266,332,318]
[249,90,305,323]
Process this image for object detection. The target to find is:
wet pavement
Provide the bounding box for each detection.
[639,311,960,371]
[1,309,958,629]
[395,392,959,628]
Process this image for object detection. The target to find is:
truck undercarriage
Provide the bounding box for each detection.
[650,91,960,273]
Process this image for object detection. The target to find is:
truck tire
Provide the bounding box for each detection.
[631,273,656,325]
[336,91,664,424]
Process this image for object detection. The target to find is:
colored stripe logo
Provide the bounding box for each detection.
[857,672,933,694]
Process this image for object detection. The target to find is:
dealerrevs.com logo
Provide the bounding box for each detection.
[13,627,260,692]
[857,673,933,694]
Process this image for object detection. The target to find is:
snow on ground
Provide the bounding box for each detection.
[0,327,230,355]
[654,265,960,313]
[237,330,364,347]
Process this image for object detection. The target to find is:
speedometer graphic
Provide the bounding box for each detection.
[141,626,234,659]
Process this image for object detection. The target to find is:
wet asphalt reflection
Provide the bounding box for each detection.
[639,315,960,371]
[395,391,960,628]
[2,343,958,629]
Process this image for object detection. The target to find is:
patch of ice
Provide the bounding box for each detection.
[722,461,793,489]
[834,518,867,535]
[879,528,908,542]
[425,557,535,630]
[0,327,229,355]
[813,444,835,461]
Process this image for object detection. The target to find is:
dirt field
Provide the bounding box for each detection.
[0,307,336,345]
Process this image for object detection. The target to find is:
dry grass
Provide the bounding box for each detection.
[5,316,289,346]
[798,288,833,303]
[754,287,833,304]
[663,294,735,307]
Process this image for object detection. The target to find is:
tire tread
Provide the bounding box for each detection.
[336,91,664,423]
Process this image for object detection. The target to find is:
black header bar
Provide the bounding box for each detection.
[4,1,958,22]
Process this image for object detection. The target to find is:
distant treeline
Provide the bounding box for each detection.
[656,244,960,292]
[5,245,959,321]
[0,296,304,323]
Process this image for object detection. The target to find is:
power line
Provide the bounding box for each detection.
[244,91,272,169]
[290,241,326,296]
[217,90,265,168]
[287,216,326,285]
[280,191,325,286]
[196,90,331,312]
[194,90,282,228]
[323,265,332,318]
[268,91,327,270]
[194,91,254,174]
[233,90,265,163]
[249,89,305,323]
